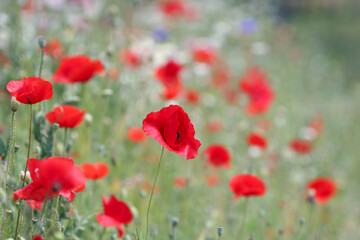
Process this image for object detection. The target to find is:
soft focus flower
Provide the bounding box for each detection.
[238,67,274,115]
[81,162,109,180]
[229,174,266,200]
[205,174,219,186]
[127,127,146,143]
[32,235,43,240]
[153,28,169,42]
[120,49,142,68]
[7,77,53,104]
[142,105,201,160]
[53,55,104,84]
[13,157,86,202]
[289,139,312,155]
[46,105,86,128]
[161,81,183,100]
[44,38,65,59]
[306,178,336,205]
[205,119,223,133]
[247,133,267,150]
[238,18,259,34]
[184,89,200,105]
[203,144,231,168]
[174,177,188,187]
[158,0,189,18]
[192,45,217,64]
[96,195,133,238]
[155,59,183,86]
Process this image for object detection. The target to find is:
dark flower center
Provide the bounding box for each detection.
[176,132,181,140]
[52,183,62,193]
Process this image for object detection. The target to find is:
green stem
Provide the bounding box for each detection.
[145,146,165,240]
[3,112,15,191]
[99,227,106,240]
[39,191,49,223]
[239,198,249,238]
[38,47,47,112]
[14,104,33,240]
[63,128,68,157]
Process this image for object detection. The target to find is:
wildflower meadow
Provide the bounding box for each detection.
[0,0,359,240]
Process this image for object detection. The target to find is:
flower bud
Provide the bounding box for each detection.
[25,171,31,183]
[84,113,93,125]
[102,88,113,97]
[172,217,179,228]
[19,171,25,181]
[38,37,47,49]
[217,226,223,237]
[299,218,305,225]
[10,97,20,112]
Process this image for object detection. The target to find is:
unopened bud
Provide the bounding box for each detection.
[25,171,31,183]
[110,233,117,240]
[172,217,179,228]
[84,113,93,125]
[299,218,305,225]
[38,37,47,49]
[54,221,62,232]
[217,226,223,237]
[10,97,20,112]
[19,171,25,180]
[102,88,113,97]
[53,123,60,131]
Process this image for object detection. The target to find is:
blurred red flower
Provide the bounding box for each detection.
[205,175,219,186]
[205,119,223,133]
[306,178,336,205]
[53,55,104,84]
[44,38,65,59]
[155,60,183,86]
[161,81,183,100]
[211,67,230,87]
[229,174,266,199]
[192,46,217,64]
[46,105,86,128]
[308,114,324,135]
[127,126,146,143]
[203,144,231,168]
[289,139,312,155]
[7,77,53,104]
[142,105,201,160]
[27,200,43,211]
[238,67,274,115]
[96,195,133,238]
[81,162,109,180]
[13,157,86,202]
[174,177,188,187]
[32,235,43,240]
[158,0,188,18]
[185,89,200,105]
[247,133,267,149]
[120,49,142,68]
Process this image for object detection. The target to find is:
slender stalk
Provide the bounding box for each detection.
[14,104,33,240]
[99,226,106,240]
[39,191,50,223]
[239,198,249,238]
[63,128,68,157]
[145,146,165,240]
[38,46,47,112]
[53,196,60,221]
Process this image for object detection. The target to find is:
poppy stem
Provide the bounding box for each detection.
[99,226,106,240]
[14,104,33,240]
[145,146,165,240]
[239,198,249,238]
[63,128,68,157]
[38,45,47,112]
[39,191,50,223]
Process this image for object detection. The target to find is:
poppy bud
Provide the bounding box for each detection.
[19,171,25,181]
[299,218,305,225]
[25,171,31,183]
[38,37,47,49]
[63,96,80,105]
[14,144,20,153]
[53,123,60,131]
[84,113,93,125]
[110,234,117,240]
[54,221,62,232]
[217,226,223,237]
[172,217,179,228]
[5,209,12,215]
[32,217,38,224]
[35,146,42,157]
[10,97,20,112]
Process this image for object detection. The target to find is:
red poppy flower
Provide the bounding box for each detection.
[44,38,65,59]
[13,157,86,202]
[142,105,201,160]
[238,67,274,115]
[211,67,230,87]
[174,177,188,188]
[308,115,323,135]
[229,174,266,199]
[205,175,219,186]
[81,162,109,180]
[184,89,200,105]
[32,236,43,240]
[96,195,133,238]
[53,55,104,84]
[203,144,231,168]
[161,81,183,100]
[7,77,53,104]
[120,49,142,68]
[127,127,146,143]
[27,200,43,211]
[154,60,183,86]
[46,105,86,128]
[142,182,160,194]
[223,88,239,104]
[306,178,336,205]
[247,133,267,149]
[158,0,188,18]
[192,46,217,64]
[205,119,223,133]
[289,139,312,155]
